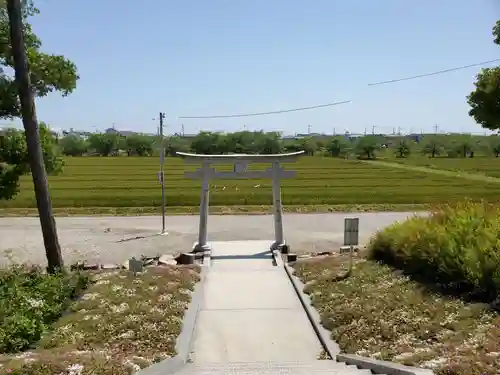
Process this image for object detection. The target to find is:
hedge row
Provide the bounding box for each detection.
[368,201,500,303]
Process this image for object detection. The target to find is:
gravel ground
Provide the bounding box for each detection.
[0,212,421,266]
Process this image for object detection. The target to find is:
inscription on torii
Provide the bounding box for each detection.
[177,151,304,252]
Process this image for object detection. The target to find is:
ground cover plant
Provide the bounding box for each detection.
[0,266,89,354]
[293,253,500,375]
[1,156,499,210]
[0,265,200,375]
[388,156,500,178]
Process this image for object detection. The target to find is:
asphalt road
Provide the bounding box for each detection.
[0,212,420,266]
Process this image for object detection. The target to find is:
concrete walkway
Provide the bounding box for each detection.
[191,240,322,363]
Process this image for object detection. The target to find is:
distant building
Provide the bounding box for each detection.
[408,133,424,143]
[104,128,136,137]
[62,128,93,140]
[180,133,199,139]
[103,128,157,137]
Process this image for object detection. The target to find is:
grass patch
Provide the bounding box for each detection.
[293,254,500,375]
[365,159,500,183]
[387,156,500,179]
[0,265,200,375]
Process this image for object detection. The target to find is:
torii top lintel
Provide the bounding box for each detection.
[176,151,305,164]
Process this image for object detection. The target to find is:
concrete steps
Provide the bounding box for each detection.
[175,361,379,374]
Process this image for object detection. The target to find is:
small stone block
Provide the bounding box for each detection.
[158,254,177,266]
[287,253,297,263]
[177,253,195,265]
[318,251,334,256]
[83,263,99,271]
[141,255,159,263]
[70,261,85,271]
[101,263,119,270]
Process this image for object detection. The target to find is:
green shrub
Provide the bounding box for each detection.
[368,201,500,302]
[0,266,89,353]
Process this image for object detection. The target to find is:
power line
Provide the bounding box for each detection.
[178,58,500,119]
[367,58,500,86]
[178,100,352,119]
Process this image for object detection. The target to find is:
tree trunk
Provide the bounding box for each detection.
[7,0,64,273]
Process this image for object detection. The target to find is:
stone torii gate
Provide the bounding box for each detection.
[177,151,304,252]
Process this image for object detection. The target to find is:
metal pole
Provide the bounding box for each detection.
[159,112,166,234]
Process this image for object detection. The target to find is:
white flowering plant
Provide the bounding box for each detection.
[0,265,89,353]
[294,251,500,375]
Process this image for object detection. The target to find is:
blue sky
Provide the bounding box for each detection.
[4,0,500,135]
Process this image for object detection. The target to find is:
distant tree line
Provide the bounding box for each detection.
[57,130,500,159]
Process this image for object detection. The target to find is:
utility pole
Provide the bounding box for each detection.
[181,124,185,136]
[7,0,63,273]
[372,125,375,135]
[159,112,167,235]
[307,124,312,134]
[433,124,439,134]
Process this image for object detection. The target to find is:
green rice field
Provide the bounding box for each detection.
[390,156,500,178]
[1,156,498,209]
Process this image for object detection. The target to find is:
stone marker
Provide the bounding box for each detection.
[129,257,144,275]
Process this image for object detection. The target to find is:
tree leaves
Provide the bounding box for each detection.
[494,20,500,45]
[467,67,500,131]
[0,125,63,200]
[467,21,500,131]
[0,0,78,119]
